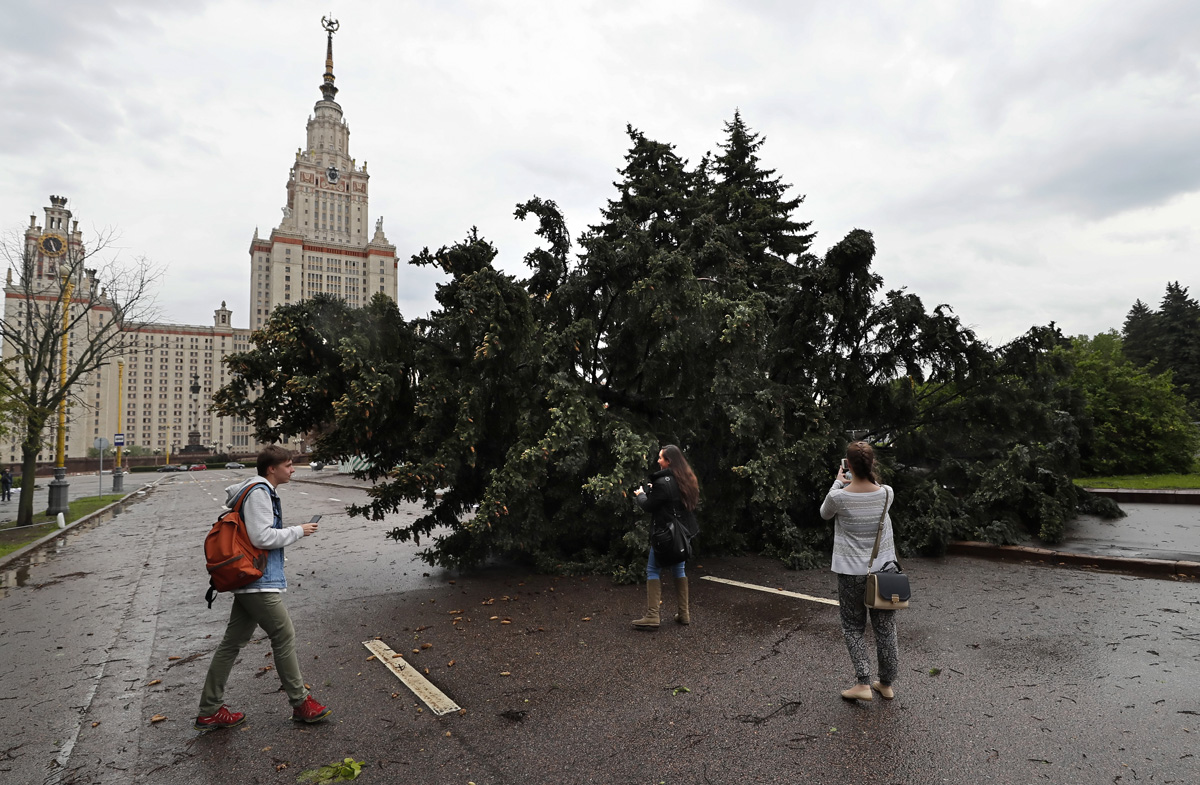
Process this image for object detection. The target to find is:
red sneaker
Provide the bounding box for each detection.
[292,694,332,723]
[194,705,245,732]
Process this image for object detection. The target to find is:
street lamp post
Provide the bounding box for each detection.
[46,280,74,517]
[112,359,124,493]
[96,438,104,498]
[189,373,201,453]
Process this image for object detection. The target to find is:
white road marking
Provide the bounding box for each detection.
[329,498,340,502]
[362,639,461,716]
[299,491,309,495]
[46,670,103,784]
[699,575,839,606]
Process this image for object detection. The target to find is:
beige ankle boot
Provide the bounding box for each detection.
[841,684,873,701]
[631,579,661,629]
[673,576,690,624]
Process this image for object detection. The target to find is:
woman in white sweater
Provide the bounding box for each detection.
[819,441,900,702]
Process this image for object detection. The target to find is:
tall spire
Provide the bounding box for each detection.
[319,16,340,102]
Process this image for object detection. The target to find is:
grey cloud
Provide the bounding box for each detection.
[1026,128,1200,218]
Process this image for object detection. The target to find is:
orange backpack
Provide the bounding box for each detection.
[204,483,268,607]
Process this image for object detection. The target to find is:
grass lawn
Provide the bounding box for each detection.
[1075,474,1200,490]
[0,494,125,559]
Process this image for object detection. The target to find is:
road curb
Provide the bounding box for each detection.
[0,481,158,572]
[948,540,1198,580]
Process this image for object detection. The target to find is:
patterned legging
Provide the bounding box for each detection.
[837,573,899,686]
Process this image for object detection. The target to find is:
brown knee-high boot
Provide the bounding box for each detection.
[674,576,690,624]
[631,579,661,629]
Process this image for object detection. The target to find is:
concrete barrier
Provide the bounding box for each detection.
[1084,488,1200,504]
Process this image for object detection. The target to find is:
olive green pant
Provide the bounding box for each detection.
[198,592,308,715]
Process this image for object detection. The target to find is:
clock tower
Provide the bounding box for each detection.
[249,17,398,328]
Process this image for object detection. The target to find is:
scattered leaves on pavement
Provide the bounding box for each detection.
[296,757,364,783]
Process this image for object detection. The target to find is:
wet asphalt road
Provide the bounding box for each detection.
[1047,503,1200,562]
[0,473,1197,785]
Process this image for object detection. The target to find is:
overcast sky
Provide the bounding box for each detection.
[3,0,1198,345]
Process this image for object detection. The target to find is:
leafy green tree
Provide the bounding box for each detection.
[1064,331,1198,475]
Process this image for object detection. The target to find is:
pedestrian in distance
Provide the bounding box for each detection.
[631,444,700,630]
[194,445,332,731]
[820,441,900,702]
[0,468,12,502]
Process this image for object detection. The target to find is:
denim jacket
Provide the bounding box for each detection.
[226,478,295,592]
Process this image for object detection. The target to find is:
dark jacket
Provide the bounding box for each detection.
[636,469,698,537]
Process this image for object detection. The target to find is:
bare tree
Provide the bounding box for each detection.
[1,224,161,527]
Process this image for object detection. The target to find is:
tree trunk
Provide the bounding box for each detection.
[16,415,47,528]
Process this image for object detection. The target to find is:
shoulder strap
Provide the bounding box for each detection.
[232,482,261,514]
[867,488,890,570]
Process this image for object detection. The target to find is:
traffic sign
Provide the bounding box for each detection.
[113,433,125,447]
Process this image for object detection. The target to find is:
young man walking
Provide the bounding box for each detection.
[195,445,332,731]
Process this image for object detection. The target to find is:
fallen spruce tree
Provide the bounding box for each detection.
[215,115,1122,578]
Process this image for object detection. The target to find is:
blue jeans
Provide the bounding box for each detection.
[646,547,686,581]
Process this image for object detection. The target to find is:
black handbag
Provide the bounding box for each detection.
[863,489,910,610]
[652,514,693,567]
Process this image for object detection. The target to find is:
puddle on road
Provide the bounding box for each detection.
[0,501,132,600]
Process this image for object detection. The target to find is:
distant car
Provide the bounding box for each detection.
[156,464,185,472]
[225,462,245,469]
[310,461,325,471]
[188,464,207,471]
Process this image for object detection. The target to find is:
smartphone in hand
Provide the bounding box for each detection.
[308,514,322,523]
[840,459,851,479]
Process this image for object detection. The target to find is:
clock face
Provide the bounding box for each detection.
[326,166,340,184]
[39,233,66,257]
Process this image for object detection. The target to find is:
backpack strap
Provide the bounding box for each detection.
[233,481,262,512]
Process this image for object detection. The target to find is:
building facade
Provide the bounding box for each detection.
[1,20,394,465]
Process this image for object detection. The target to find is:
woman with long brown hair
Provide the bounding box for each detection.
[819,441,900,701]
[632,444,700,629]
